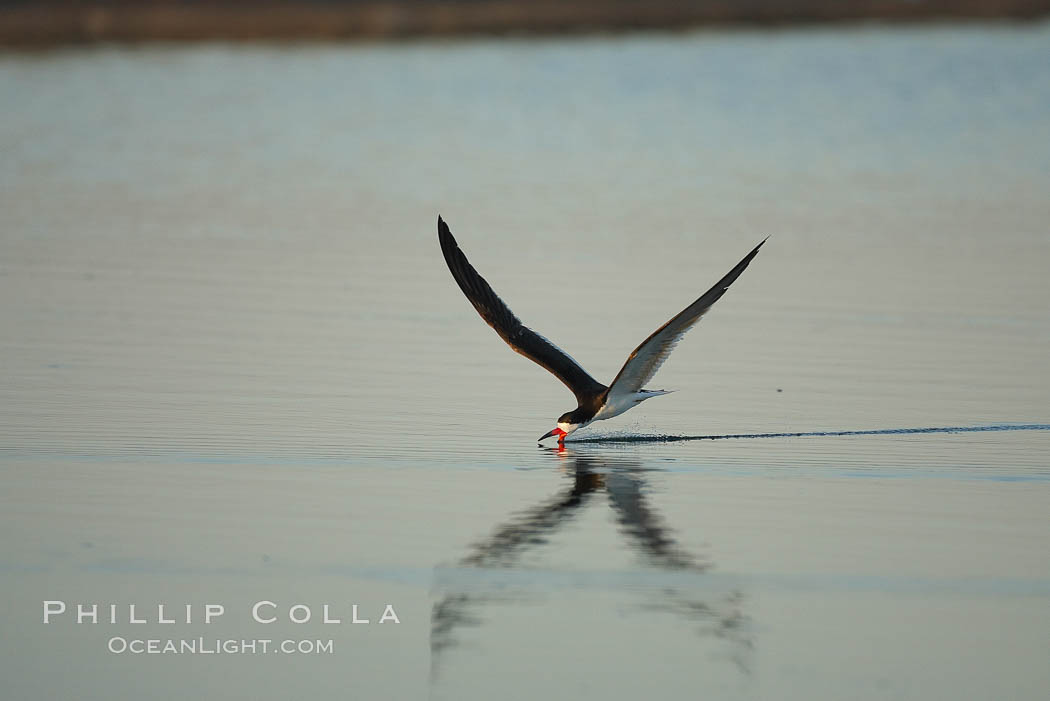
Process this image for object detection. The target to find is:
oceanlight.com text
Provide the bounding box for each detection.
[107,637,334,655]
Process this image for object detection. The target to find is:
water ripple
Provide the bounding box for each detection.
[571,423,1050,443]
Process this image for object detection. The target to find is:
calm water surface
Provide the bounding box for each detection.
[2,22,1049,700]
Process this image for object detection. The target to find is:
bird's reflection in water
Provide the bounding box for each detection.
[430,447,752,681]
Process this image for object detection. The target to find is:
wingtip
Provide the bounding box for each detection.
[748,236,769,257]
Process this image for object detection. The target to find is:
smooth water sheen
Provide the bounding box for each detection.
[2,23,1049,701]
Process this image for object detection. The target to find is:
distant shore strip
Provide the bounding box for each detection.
[3,1,1050,46]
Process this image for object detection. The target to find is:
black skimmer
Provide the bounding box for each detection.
[438,217,765,444]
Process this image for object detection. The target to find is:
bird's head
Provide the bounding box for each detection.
[539,411,584,443]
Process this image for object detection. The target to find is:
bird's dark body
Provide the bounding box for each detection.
[561,393,608,426]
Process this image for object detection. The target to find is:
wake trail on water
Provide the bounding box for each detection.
[568,424,1050,444]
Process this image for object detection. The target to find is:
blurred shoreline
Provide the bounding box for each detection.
[3,0,1050,46]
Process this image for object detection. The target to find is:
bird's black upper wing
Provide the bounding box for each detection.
[438,217,607,404]
[606,238,766,402]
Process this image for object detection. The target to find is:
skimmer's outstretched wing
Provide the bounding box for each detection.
[606,239,766,403]
[439,217,607,404]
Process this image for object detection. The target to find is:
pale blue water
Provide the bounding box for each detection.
[2,22,1050,701]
